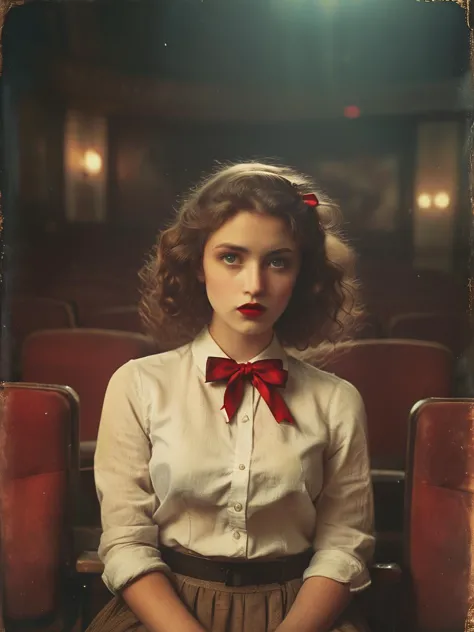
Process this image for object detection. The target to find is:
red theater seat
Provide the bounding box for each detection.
[11,296,77,344]
[0,382,79,628]
[404,398,474,632]
[21,329,157,527]
[5,297,77,381]
[81,305,143,334]
[21,328,157,448]
[388,311,471,358]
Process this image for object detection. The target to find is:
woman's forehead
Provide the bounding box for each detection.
[207,211,296,248]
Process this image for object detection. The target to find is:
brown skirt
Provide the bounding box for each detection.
[85,573,369,632]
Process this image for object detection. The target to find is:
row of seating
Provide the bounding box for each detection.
[5,295,471,355]
[6,297,143,346]
[2,383,471,632]
[9,329,454,473]
[358,311,471,356]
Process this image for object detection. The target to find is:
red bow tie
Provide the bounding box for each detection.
[205,357,295,425]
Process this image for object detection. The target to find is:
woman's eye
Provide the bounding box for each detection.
[269,258,287,269]
[221,253,238,265]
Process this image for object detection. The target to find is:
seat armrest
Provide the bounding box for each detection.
[76,551,104,575]
[80,441,97,468]
[370,562,402,584]
[371,470,405,484]
[357,563,402,632]
[73,526,102,556]
[75,552,111,629]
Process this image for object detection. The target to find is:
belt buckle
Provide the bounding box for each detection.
[224,567,244,587]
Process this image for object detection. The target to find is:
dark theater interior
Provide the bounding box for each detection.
[1,0,474,630]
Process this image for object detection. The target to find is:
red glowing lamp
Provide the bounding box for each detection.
[344,105,361,119]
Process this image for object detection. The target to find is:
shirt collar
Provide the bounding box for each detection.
[191,326,289,377]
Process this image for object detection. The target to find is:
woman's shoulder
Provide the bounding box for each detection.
[287,351,362,402]
[287,354,366,436]
[110,340,194,384]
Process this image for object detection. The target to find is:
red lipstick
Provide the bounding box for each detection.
[237,303,266,318]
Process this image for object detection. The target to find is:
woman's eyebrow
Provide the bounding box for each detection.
[213,243,294,256]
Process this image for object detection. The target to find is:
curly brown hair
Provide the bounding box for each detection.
[139,161,364,351]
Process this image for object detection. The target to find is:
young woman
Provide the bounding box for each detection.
[87,162,374,632]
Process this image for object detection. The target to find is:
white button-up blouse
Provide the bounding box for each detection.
[95,327,375,595]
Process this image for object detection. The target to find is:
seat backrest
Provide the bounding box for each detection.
[81,305,143,334]
[0,382,79,622]
[11,297,77,343]
[4,297,77,381]
[360,265,467,330]
[388,312,471,357]
[21,328,157,441]
[318,340,453,468]
[405,398,474,632]
[352,313,385,340]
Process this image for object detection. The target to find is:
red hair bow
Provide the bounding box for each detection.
[302,193,319,207]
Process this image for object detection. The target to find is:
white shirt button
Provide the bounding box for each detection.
[234,502,243,512]
[242,415,249,423]
[239,464,246,471]
[233,531,241,540]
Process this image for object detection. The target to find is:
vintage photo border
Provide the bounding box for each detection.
[0,2,472,632]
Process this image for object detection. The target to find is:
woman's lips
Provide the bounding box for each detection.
[237,304,266,318]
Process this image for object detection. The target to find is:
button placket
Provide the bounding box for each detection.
[227,383,253,536]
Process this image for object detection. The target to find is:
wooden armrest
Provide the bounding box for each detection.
[73,526,102,555]
[371,469,405,483]
[359,563,402,632]
[80,441,97,468]
[370,562,402,584]
[76,551,104,574]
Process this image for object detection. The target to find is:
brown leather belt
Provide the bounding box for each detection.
[160,545,313,587]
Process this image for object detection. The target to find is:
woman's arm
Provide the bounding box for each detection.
[276,576,350,632]
[122,572,206,632]
[95,362,205,631]
[278,380,374,632]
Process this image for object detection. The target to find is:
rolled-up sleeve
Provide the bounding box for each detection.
[94,361,171,594]
[303,380,375,592]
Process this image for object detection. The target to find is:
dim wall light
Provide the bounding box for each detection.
[83,149,103,175]
[433,192,450,209]
[417,193,432,209]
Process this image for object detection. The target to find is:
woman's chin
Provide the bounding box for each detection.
[232,317,274,337]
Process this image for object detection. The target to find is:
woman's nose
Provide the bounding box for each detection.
[244,264,265,296]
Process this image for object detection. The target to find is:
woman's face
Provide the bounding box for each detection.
[200,210,301,343]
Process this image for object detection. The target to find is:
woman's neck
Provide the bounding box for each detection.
[208,321,274,364]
